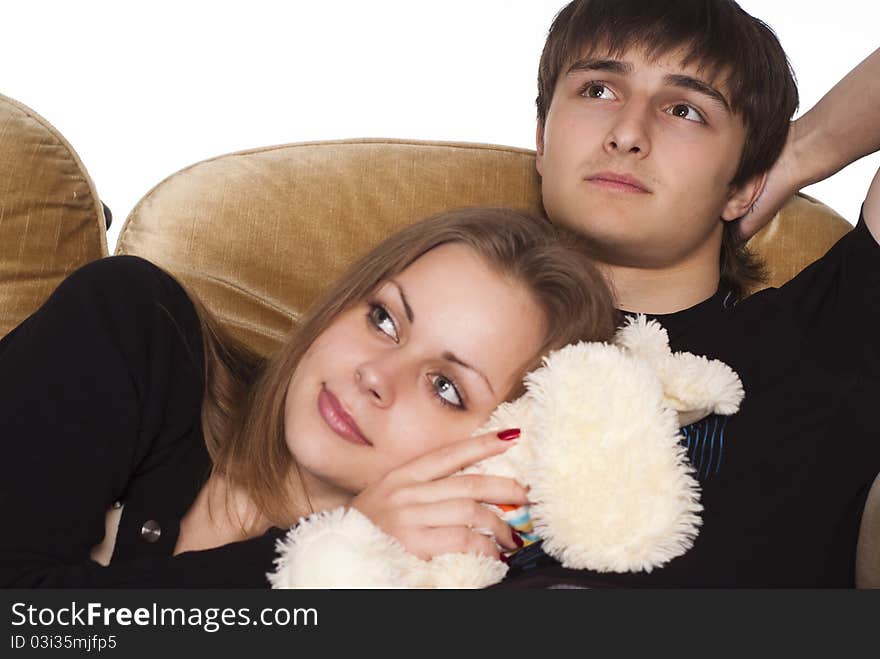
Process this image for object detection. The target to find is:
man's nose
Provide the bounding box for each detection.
[604,100,651,158]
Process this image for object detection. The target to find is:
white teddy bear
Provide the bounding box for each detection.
[268,316,744,588]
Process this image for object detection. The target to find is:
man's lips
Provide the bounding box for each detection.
[586,171,650,193]
[317,386,373,446]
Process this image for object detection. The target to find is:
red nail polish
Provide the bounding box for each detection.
[499,553,509,564]
[497,428,520,441]
[512,533,524,548]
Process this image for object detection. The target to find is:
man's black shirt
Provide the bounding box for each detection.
[503,213,880,587]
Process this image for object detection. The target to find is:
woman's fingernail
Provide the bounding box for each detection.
[497,428,521,441]
[512,533,524,548]
[499,553,509,564]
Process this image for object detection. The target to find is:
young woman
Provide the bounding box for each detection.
[0,207,616,587]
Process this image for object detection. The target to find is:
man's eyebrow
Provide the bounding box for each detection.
[567,57,633,76]
[442,351,495,396]
[663,73,731,112]
[566,57,731,113]
[389,280,414,323]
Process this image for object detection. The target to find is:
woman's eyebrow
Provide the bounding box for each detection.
[442,351,495,396]
[389,280,414,323]
[390,279,494,395]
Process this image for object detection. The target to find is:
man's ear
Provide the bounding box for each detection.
[535,121,545,176]
[721,171,768,222]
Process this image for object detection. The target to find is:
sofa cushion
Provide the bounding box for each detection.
[116,138,544,356]
[0,93,108,338]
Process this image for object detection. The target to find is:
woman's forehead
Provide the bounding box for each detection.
[388,244,546,394]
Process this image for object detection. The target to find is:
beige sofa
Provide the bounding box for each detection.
[2,91,876,587]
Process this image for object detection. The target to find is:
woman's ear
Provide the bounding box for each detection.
[535,121,545,176]
[721,171,768,222]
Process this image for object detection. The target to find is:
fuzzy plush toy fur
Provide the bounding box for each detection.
[268,316,743,588]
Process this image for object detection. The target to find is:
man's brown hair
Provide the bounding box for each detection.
[536,0,799,299]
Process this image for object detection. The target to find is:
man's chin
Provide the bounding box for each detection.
[556,212,642,246]
[565,226,670,268]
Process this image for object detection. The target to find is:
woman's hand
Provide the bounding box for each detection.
[349,430,528,561]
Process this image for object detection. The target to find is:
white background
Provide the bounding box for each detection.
[3,0,877,252]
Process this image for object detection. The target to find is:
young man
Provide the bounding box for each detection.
[501,0,880,587]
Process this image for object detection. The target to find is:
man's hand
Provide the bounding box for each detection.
[740,47,880,241]
[738,125,802,240]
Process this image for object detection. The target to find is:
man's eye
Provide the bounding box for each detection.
[668,103,705,123]
[582,83,615,100]
[429,374,464,409]
[367,303,398,342]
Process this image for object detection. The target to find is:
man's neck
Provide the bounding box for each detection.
[601,252,721,315]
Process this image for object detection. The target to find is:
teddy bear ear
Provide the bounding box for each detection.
[616,315,744,427]
[614,314,673,360]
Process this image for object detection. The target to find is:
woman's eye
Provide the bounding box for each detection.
[582,83,615,100]
[429,374,464,409]
[367,303,398,342]
[667,103,705,123]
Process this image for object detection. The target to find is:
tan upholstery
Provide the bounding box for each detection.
[0,103,875,588]
[0,93,108,337]
[747,192,853,292]
[116,139,544,356]
[858,474,880,588]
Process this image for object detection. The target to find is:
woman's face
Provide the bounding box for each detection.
[283,243,547,508]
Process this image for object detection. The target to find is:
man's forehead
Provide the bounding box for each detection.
[569,43,729,85]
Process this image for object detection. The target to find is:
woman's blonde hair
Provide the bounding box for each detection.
[192,207,618,529]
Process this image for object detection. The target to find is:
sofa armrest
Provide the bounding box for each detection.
[856,473,880,588]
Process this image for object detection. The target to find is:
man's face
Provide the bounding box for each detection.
[537,46,759,270]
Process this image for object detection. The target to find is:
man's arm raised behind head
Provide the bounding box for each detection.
[740,47,880,239]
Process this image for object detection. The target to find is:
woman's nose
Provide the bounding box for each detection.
[355,361,395,408]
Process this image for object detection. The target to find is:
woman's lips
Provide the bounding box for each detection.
[317,386,372,446]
